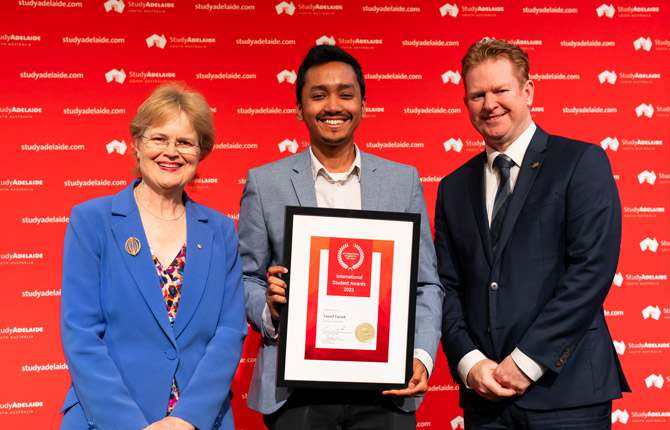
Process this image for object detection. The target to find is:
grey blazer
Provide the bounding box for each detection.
[238,148,444,414]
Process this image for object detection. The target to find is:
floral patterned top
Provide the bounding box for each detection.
[152,244,186,415]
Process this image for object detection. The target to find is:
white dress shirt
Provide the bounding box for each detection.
[458,122,548,387]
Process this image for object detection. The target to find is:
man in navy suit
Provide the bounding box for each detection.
[434,38,629,429]
[238,45,443,429]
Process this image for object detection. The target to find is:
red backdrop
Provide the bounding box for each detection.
[2,1,669,428]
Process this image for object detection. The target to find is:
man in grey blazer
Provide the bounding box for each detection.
[238,45,444,429]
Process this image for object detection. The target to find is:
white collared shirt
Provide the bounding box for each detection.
[484,122,536,225]
[309,144,362,210]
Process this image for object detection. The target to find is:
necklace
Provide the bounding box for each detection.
[134,185,185,221]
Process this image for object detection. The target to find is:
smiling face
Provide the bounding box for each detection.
[463,58,534,152]
[296,61,366,151]
[135,111,200,193]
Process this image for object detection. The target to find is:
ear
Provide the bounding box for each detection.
[361,97,367,119]
[523,79,535,107]
[296,101,303,122]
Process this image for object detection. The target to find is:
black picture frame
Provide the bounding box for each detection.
[277,206,420,390]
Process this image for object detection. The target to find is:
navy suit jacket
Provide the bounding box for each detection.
[60,179,247,430]
[238,148,444,414]
[434,127,629,411]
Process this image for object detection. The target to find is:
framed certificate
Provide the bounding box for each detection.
[277,206,420,390]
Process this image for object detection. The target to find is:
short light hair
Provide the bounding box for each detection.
[129,82,214,176]
[462,38,530,87]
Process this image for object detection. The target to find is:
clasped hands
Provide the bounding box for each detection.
[265,266,428,398]
[467,356,532,402]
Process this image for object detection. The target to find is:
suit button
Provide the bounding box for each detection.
[165,349,177,360]
[490,282,499,291]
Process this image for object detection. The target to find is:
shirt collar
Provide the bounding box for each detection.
[309,144,361,182]
[486,121,536,171]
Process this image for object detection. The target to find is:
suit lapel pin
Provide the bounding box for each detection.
[531,162,540,169]
[197,244,202,249]
[125,237,141,256]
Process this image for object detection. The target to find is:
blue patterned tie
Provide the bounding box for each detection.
[490,155,514,248]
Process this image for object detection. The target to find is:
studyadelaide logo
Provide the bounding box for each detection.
[615,71,662,84]
[639,237,659,252]
[278,138,299,154]
[633,37,652,51]
[624,340,670,355]
[0,179,44,192]
[443,138,463,153]
[0,326,45,340]
[316,35,336,45]
[0,400,45,415]
[635,103,654,118]
[104,0,124,13]
[601,136,663,152]
[146,33,216,49]
[598,70,617,84]
[105,68,126,84]
[106,139,127,155]
[640,237,670,253]
[615,272,668,287]
[623,205,665,219]
[0,251,44,265]
[0,105,43,119]
[440,3,506,17]
[146,34,167,48]
[439,3,458,17]
[645,373,665,389]
[441,70,461,85]
[106,0,175,13]
[453,4,504,17]
[636,169,670,185]
[123,70,176,83]
[21,362,68,373]
[190,176,219,190]
[641,305,661,320]
[0,33,41,47]
[277,69,297,84]
[613,340,626,355]
[597,4,661,18]
[321,35,383,50]
[596,4,615,18]
[611,409,629,424]
[275,1,295,15]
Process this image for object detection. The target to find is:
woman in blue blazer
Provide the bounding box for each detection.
[60,83,247,430]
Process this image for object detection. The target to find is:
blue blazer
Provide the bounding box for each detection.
[238,148,444,414]
[434,127,629,412]
[60,179,247,430]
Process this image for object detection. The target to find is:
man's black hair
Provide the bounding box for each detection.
[296,44,366,103]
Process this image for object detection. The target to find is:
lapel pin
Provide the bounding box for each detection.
[125,237,141,256]
[197,244,202,249]
[532,162,540,169]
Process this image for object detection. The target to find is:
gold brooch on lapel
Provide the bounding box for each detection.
[125,237,141,256]
[197,244,202,249]
[531,162,540,169]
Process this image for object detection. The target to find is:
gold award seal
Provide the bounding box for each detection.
[125,237,141,256]
[355,322,375,343]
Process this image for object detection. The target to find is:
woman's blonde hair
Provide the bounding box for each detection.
[129,82,214,176]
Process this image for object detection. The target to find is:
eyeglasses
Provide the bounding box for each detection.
[142,136,200,155]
